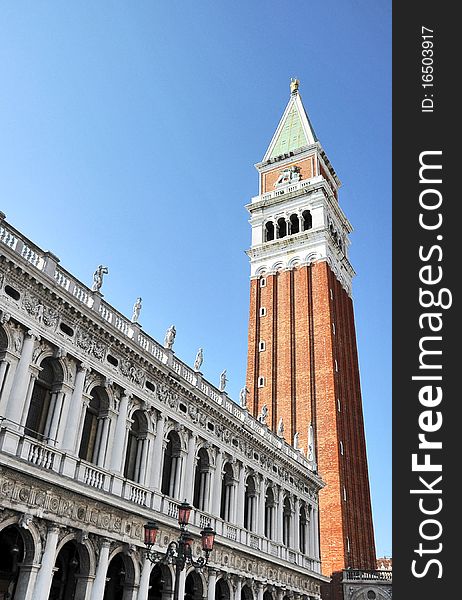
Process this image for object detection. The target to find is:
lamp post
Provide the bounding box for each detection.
[144,501,216,600]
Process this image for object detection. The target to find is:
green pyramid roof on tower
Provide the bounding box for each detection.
[263,79,318,162]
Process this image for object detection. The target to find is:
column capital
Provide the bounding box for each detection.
[26,330,40,342]
[98,537,112,550]
[78,362,91,374]
[46,523,61,535]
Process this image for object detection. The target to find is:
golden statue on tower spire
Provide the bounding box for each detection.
[290,77,300,94]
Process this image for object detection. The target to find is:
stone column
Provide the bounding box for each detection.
[109,393,131,472]
[211,448,224,517]
[137,555,152,600]
[313,506,320,559]
[174,450,184,500]
[174,568,186,600]
[97,415,111,468]
[47,390,66,445]
[182,433,197,504]
[75,394,91,455]
[19,373,37,427]
[257,477,266,536]
[293,497,300,552]
[276,488,284,544]
[33,524,60,600]
[229,480,237,523]
[89,538,111,600]
[142,432,154,487]
[234,576,242,600]
[236,463,246,527]
[149,415,166,489]
[256,582,264,600]
[0,358,10,409]
[13,562,40,600]
[62,364,89,452]
[0,357,16,416]
[207,569,217,600]
[4,331,38,426]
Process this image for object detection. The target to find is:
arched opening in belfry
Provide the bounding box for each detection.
[265,221,275,242]
[79,386,110,465]
[302,210,312,231]
[193,447,211,512]
[277,218,287,238]
[148,563,173,600]
[289,213,300,235]
[185,570,203,600]
[161,430,182,498]
[25,357,63,442]
[0,524,25,599]
[124,409,149,483]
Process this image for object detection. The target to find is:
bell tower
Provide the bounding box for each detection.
[245,80,376,576]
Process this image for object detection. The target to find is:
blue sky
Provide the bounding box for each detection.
[0,1,391,557]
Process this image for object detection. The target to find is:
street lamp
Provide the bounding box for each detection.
[144,501,216,600]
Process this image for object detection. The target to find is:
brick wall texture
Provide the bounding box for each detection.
[245,261,376,576]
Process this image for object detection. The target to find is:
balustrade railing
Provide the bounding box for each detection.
[27,442,55,470]
[83,465,106,490]
[344,569,392,582]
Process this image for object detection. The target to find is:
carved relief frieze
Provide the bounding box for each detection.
[0,468,143,544]
[76,327,107,362]
[22,293,59,329]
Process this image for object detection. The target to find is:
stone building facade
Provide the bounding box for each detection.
[0,213,327,599]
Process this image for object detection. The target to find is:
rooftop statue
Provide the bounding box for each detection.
[194,347,203,372]
[164,324,176,350]
[131,297,142,324]
[91,265,108,292]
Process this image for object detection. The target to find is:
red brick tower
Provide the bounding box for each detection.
[245,80,376,578]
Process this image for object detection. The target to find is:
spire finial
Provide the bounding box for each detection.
[290,77,300,94]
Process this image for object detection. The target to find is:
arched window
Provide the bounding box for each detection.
[283,496,292,547]
[299,503,308,554]
[265,221,275,242]
[79,386,109,465]
[193,447,211,511]
[220,462,234,521]
[244,475,257,532]
[302,210,312,231]
[161,431,182,498]
[25,357,63,442]
[277,218,287,238]
[265,486,275,539]
[124,410,148,483]
[289,214,300,235]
